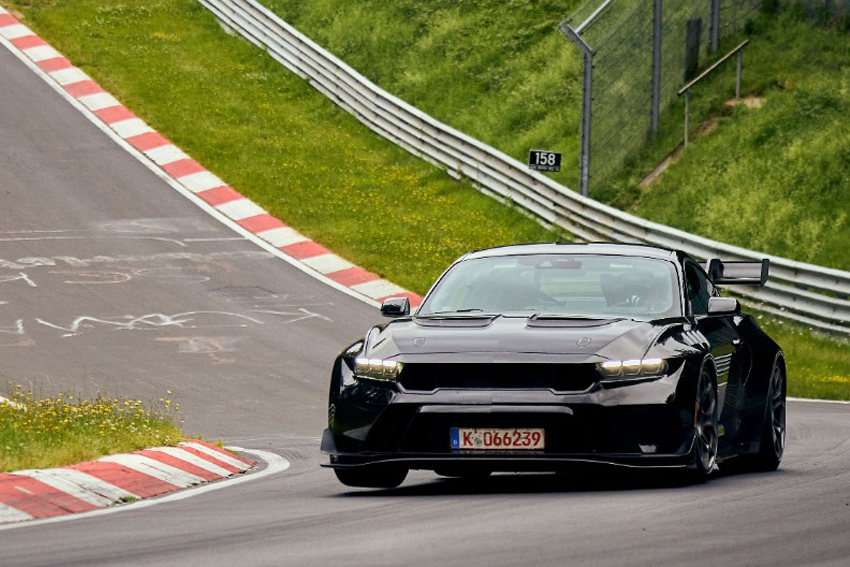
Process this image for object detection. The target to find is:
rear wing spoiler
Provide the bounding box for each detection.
[706,258,769,286]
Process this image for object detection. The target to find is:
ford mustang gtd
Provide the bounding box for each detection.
[321,243,786,488]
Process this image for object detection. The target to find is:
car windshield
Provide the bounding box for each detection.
[418,254,682,320]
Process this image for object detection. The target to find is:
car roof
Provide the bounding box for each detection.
[463,242,681,262]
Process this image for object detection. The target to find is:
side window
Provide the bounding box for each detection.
[685,262,710,316]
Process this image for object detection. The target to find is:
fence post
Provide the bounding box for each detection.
[684,89,691,146]
[579,51,593,196]
[710,0,721,53]
[559,22,595,197]
[651,0,663,135]
[736,50,742,99]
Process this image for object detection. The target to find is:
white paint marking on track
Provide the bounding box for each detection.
[0,24,32,40]
[216,198,267,221]
[22,45,62,63]
[145,447,232,477]
[302,254,354,275]
[177,171,226,193]
[109,118,154,139]
[179,442,251,471]
[351,279,407,299]
[0,448,288,532]
[0,33,382,307]
[48,67,90,86]
[76,92,120,112]
[789,397,850,405]
[144,144,190,166]
[98,454,206,488]
[255,227,308,248]
[0,503,33,524]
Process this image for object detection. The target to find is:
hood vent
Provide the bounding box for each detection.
[413,316,498,328]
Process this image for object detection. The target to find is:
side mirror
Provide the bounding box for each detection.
[380,297,410,318]
[707,297,740,316]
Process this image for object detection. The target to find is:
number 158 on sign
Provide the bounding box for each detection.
[528,149,561,172]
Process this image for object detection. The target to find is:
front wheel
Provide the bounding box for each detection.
[688,361,718,483]
[334,465,408,489]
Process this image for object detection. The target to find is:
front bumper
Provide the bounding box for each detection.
[323,371,698,472]
[322,429,697,471]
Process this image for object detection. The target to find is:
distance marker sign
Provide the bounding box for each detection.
[528,149,561,172]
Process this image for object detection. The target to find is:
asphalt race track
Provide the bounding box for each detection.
[2,40,850,567]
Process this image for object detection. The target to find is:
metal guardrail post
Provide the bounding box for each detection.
[684,89,691,146]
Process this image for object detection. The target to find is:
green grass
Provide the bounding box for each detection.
[1,0,846,400]
[264,0,584,190]
[753,313,850,400]
[0,387,184,471]
[1,0,558,294]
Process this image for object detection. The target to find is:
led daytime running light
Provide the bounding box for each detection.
[598,358,667,379]
[354,357,403,381]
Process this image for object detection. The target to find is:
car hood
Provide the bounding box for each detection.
[365,315,676,363]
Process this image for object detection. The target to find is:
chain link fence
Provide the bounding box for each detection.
[777,0,850,23]
[561,0,762,195]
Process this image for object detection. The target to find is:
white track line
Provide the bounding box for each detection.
[788,397,850,406]
[0,448,289,532]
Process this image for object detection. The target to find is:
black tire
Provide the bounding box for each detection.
[721,356,786,473]
[333,465,408,489]
[687,361,719,483]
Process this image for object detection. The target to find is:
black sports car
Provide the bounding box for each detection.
[322,243,786,488]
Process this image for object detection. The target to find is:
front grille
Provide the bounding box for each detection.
[398,363,598,393]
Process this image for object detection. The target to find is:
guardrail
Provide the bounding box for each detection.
[198,0,850,335]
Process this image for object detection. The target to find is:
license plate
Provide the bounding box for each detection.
[450,428,545,450]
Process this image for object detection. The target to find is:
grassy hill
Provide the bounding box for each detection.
[265,1,850,271]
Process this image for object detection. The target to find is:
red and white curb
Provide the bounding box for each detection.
[0,440,254,524]
[0,6,422,309]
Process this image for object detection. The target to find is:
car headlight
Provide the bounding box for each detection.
[353,357,403,381]
[597,358,668,379]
